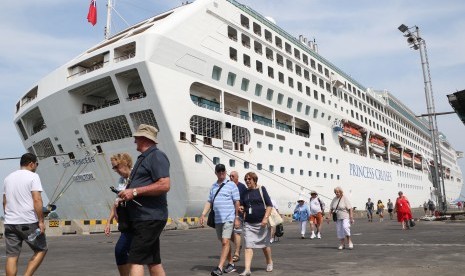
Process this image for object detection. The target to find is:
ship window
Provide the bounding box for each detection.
[232,125,250,145]
[241,78,250,91]
[229,47,237,61]
[256,61,263,73]
[291,168,295,174]
[227,72,236,86]
[317,63,323,73]
[57,144,64,153]
[321,94,325,103]
[296,65,302,76]
[213,157,220,165]
[277,93,284,105]
[280,167,285,173]
[287,97,293,108]
[324,173,327,178]
[289,148,294,155]
[85,115,132,145]
[241,34,251,48]
[265,131,275,138]
[297,82,302,92]
[306,86,311,96]
[316,172,320,177]
[297,102,302,112]
[212,66,222,80]
[265,29,272,42]
[266,89,274,101]
[243,54,251,67]
[313,109,318,118]
[300,169,304,175]
[240,14,249,29]
[319,79,324,89]
[305,105,310,115]
[324,68,329,77]
[257,141,262,148]
[275,36,282,48]
[268,144,273,151]
[32,138,57,160]
[257,163,262,170]
[278,72,284,83]
[276,54,283,66]
[310,59,316,69]
[279,146,283,153]
[255,84,263,97]
[253,22,261,36]
[286,59,293,71]
[294,48,300,59]
[195,154,203,163]
[266,48,273,61]
[244,161,250,169]
[269,165,274,172]
[229,159,236,167]
[130,109,159,130]
[331,174,334,179]
[227,26,237,41]
[267,67,274,78]
[303,54,308,65]
[299,151,302,156]
[285,42,292,54]
[276,134,285,141]
[189,115,221,139]
[313,90,318,100]
[337,175,340,180]
[308,171,312,177]
[254,41,262,55]
[312,74,317,85]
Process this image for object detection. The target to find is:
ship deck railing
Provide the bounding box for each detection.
[81,99,120,114]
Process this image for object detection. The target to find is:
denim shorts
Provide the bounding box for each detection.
[4,223,47,257]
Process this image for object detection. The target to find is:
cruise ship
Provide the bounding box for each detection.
[13,0,463,219]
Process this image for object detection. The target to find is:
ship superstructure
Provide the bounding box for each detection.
[13,0,463,219]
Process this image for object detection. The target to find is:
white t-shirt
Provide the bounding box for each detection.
[309,197,323,215]
[3,169,43,224]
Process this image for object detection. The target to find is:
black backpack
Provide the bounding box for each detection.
[275,223,284,237]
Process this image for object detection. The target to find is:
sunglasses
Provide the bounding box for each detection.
[112,164,119,170]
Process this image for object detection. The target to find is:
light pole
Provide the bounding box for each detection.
[398,24,446,211]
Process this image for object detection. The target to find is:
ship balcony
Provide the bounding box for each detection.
[114,42,136,63]
[81,99,120,114]
[190,95,220,112]
[68,51,109,80]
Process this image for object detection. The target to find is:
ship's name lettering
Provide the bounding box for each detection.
[349,163,392,182]
[62,156,96,168]
[73,172,96,182]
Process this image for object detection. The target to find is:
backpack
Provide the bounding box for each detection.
[275,223,284,237]
[310,197,325,215]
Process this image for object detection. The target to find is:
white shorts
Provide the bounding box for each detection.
[335,219,351,239]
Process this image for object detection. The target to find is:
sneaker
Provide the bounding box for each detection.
[337,244,344,250]
[239,271,251,276]
[223,263,236,274]
[310,232,316,239]
[348,242,354,250]
[266,263,273,272]
[301,235,305,239]
[270,238,274,243]
[211,267,223,276]
[317,233,321,239]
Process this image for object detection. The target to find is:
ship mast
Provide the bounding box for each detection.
[104,0,112,39]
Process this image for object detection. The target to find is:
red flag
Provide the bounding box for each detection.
[87,0,97,26]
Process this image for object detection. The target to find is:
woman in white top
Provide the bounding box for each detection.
[328,186,354,250]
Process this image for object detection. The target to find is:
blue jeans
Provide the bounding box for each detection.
[115,232,133,265]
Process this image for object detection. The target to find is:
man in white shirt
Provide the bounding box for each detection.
[309,191,325,239]
[3,153,47,276]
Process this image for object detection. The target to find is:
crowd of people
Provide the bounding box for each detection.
[3,123,439,276]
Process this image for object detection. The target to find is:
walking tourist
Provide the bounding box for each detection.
[428,199,436,216]
[118,124,170,276]
[239,172,273,276]
[3,153,48,276]
[377,200,384,222]
[328,187,354,250]
[229,171,247,262]
[387,199,394,220]
[308,191,325,239]
[200,164,240,276]
[365,198,374,222]
[293,197,310,239]
[105,153,133,276]
[394,191,413,230]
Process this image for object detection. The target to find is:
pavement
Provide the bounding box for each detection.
[1,214,465,276]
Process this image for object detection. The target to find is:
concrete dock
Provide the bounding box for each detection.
[1,216,464,276]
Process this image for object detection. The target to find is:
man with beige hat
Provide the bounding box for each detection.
[118,124,170,276]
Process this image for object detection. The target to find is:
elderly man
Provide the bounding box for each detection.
[229,171,247,262]
[3,153,47,276]
[200,164,241,276]
[118,124,170,276]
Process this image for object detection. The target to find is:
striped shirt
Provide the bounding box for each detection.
[208,180,240,224]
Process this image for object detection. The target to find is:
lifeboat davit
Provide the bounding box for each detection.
[340,123,363,147]
[390,146,401,160]
[369,136,385,154]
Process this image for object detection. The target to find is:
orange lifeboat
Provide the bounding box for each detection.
[403,152,412,163]
[369,136,385,154]
[390,146,401,160]
[340,123,363,147]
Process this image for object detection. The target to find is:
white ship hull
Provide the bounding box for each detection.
[13,0,463,219]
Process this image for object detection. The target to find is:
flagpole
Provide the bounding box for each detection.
[104,0,112,39]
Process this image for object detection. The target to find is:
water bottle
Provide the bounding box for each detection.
[27,228,41,242]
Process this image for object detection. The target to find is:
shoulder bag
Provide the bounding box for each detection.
[258,186,283,227]
[332,197,342,222]
[207,183,225,228]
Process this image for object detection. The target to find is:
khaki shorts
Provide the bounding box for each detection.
[4,223,47,257]
[310,212,323,225]
[215,221,234,240]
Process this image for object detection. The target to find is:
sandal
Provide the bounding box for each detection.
[232,254,240,262]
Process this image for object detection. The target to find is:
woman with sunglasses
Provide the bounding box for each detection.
[328,186,354,250]
[104,153,133,276]
[239,172,273,276]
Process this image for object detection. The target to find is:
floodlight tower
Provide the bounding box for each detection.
[398,24,446,211]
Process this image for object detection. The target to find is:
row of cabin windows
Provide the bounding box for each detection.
[231,21,427,154]
[256,141,337,163]
[228,48,328,108]
[397,183,424,190]
[212,66,331,123]
[194,154,340,180]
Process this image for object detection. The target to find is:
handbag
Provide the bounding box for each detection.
[207,183,225,228]
[258,186,283,227]
[332,197,342,222]
[116,202,131,232]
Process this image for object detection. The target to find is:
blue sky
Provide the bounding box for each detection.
[1,0,464,203]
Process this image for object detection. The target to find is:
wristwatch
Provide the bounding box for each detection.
[132,188,138,197]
